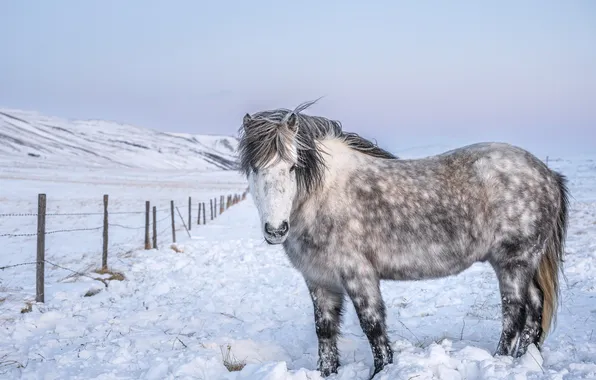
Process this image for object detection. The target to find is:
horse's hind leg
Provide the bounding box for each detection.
[492,255,535,357]
[342,270,392,378]
[517,278,544,356]
[306,281,344,377]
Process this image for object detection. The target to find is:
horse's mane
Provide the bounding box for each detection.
[238,99,397,193]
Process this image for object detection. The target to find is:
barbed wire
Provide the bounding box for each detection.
[1,233,185,271]
[0,261,37,270]
[107,213,172,231]
[0,260,110,286]
[108,223,145,230]
[0,208,211,238]
[0,226,104,238]
[0,191,247,219]
[0,200,246,218]
[0,208,174,218]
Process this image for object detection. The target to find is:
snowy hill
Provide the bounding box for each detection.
[0,108,239,171]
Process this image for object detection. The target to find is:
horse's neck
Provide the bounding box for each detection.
[291,190,321,223]
[317,137,363,185]
[290,140,360,223]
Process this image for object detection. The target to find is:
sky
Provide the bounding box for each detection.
[0,0,595,157]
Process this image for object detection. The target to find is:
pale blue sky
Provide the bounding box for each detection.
[1,0,594,157]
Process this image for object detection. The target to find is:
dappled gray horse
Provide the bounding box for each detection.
[237,100,569,378]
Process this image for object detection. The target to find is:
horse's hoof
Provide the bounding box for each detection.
[369,368,382,380]
[318,363,339,378]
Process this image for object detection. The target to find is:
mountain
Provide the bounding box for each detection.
[0,108,239,171]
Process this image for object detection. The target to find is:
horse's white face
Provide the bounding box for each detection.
[249,158,297,244]
[244,112,299,245]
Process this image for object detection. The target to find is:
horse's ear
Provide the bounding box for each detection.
[286,112,298,133]
[243,113,252,127]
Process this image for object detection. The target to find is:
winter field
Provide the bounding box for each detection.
[1,144,596,379]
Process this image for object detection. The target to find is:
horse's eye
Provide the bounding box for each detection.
[290,165,296,173]
[252,166,258,174]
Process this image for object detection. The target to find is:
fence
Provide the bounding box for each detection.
[0,190,248,304]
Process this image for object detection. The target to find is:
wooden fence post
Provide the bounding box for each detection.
[188,196,192,230]
[152,206,157,249]
[36,193,46,303]
[220,195,225,214]
[202,202,206,224]
[102,194,108,271]
[170,200,176,243]
[197,202,201,225]
[214,198,217,218]
[210,199,213,220]
[145,201,151,249]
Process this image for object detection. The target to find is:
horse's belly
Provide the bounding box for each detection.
[376,244,485,281]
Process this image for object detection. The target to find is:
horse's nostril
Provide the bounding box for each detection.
[264,222,273,234]
[264,221,289,237]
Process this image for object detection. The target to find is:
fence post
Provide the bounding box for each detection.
[36,193,46,303]
[214,198,217,218]
[220,195,225,214]
[197,202,201,225]
[202,202,206,224]
[188,196,192,230]
[210,199,213,220]
[102,194,108,271]
[152,206,157,249]
[170,200,176,243]
[546,156,549,167]
[145,201,151,249]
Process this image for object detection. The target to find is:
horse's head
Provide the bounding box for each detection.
[239,111,300,245]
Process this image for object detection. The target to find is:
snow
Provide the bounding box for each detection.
[0,108,239,171]
[1,144,595,378]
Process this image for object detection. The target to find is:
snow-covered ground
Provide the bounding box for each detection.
[0,108,239,171]
[1,153,595,379]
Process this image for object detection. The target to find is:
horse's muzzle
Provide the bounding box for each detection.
[264,221,289,244]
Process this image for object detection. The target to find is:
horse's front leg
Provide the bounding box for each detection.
[342,269,393,378]
[306,281,344,377]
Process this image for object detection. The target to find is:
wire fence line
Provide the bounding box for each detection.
[0,210,156,217]
[0,190,248,304]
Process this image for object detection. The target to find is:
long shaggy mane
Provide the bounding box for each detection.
[237,99,397,193]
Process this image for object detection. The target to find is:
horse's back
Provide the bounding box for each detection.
[439,142,563,254]
[352,141,561,279]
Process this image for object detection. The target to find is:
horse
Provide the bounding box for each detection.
[237,100,569,379]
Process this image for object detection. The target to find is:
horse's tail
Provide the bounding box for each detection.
[536,171,569,344]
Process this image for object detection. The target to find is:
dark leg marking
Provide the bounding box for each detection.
[307,283,344,377]
[517,279,544,356]
[342,272,393,378]
[493,261,533,357]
